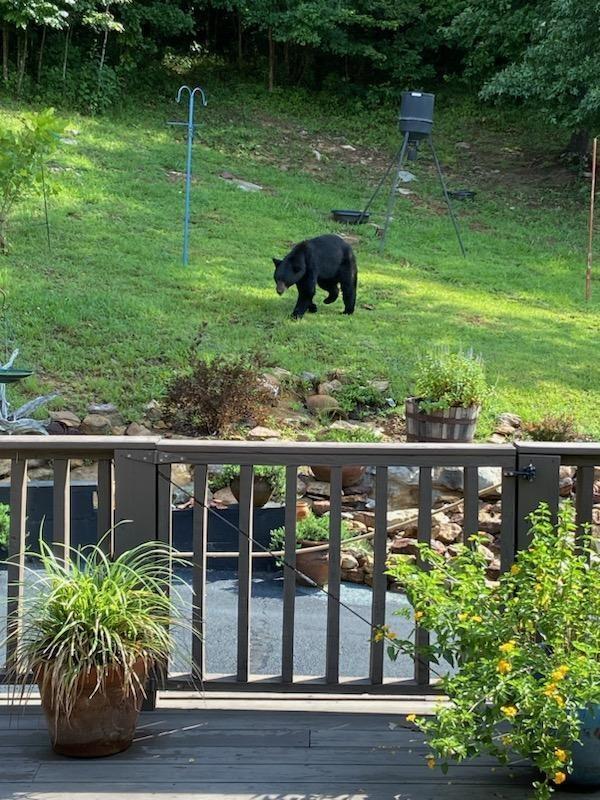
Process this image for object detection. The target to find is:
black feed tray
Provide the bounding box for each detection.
[0,369,33,384]
[448,189,476,201]
[331,209,370,224]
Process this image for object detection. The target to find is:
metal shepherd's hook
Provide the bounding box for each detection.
[169,85,207,266]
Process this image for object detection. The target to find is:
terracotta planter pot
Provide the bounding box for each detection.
[310,464,365,488]
[39,658,148,758]
[296,500,311,521]
[405,397,480,443]
[296,540,329,587]
[230,476,274,508]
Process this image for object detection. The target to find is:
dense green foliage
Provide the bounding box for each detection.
[385,503,600,799]
[2,0,599,143]
[412,349,490,412]
[211,465,286,498]
[270,512,354,549]
[0,107,65,250]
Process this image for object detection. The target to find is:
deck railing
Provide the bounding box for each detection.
[0,436,598,700]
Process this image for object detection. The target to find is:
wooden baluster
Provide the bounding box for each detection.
[415,466,432,686]
[237,465,254,683]
[192,464,209,680]
[6,459,27,669]
[463,466,479,545]
[325,466,342,685]
[369,466,388,684]
[281,465,297,683]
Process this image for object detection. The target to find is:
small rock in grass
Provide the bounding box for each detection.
[248,426,281,441]
[50,410,81,428]
[318,380,342,396]
[126,422,153,436]
[306,395,340,415]
[80,414,112,435]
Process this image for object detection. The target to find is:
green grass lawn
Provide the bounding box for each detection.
[1,80,599,438]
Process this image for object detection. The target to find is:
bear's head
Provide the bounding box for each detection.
[272,252,306,294]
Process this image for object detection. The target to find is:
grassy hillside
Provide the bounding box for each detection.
[1,81,598,437]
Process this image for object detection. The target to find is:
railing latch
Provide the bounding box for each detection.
[503,462,536,481]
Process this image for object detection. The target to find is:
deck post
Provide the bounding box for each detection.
[114,448,162,709]
[513,448,560,551]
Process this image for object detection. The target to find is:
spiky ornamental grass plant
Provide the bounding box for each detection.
[7,539,196,722]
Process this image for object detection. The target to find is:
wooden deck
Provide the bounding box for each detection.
[0,692,589,800]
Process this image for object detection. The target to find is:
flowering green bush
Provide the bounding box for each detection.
[383,503,600,799]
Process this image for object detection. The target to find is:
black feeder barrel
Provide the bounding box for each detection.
[399,91,435,139]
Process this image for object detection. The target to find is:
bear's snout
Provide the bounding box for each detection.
[276,281,288,295]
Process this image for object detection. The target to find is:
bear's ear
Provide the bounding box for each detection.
[272,258,282,267]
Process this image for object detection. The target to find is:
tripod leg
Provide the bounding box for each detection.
[380,131,410,253]
[429,136,466,258]
[360,156,396,220]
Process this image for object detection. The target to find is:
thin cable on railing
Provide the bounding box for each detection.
[123,455,502,681]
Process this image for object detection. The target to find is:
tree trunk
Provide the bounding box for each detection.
[98,28,109,84]
[16,28,27,96]
[2,25,8,84]
[62,25,71,81]
[237,11,243,68]
[566,129,591,160]
[284,42,289,78]
[36,25,46,84]
[268,27,274,92]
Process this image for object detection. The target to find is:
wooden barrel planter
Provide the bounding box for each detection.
[405,397,480,443]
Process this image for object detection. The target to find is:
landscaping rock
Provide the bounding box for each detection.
[50,410,81,428]
[497,412,522,430]
[305,481,331,497]
[341,553,359,570]
[387,466,420,508]
[70,464,99,482]
[144,399,162,423]
[219,172,262,192]
[259,374,280,403]
[269,367,293,381]
[434,522,462,544]
[248,426,281,441]
[0,459,10,479]
[387,508,419,532]
[212,487,237,507]
[312,499,330,516]
[80,414,113,436]
[368,380,390,393]
[389,536,419,557]
[306,395,340,415]
[318,379,343,395]
[87,403,124,427]
[126,422,152,436]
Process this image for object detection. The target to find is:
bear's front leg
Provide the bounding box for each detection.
[291,281,317,319]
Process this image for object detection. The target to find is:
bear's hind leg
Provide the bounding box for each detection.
[341,275,356,315]
[323,286,339,304]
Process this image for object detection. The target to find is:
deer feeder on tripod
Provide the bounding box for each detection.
[361,91,466,257]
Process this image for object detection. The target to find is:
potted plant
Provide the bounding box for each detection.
[309,427,381,488]
[269,513,354,586]
[383,502,600,799]
[7,540,195,758]
[213,464,285,508]
[405,349,489,442]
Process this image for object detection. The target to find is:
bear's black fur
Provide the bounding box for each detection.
[272,234,357,319]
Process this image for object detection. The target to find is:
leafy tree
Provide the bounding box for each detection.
[447,0,600,154]
[0,107,65,251]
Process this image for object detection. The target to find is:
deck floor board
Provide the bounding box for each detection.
[0,697,594,800]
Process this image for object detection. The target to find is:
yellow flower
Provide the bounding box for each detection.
[458,612,468,622]
[373,629,385,643]
[554,749,568,763]
[406,714,417,724]
[553,771,567,785]
[415,611,424,622]
[552,666,569,681]
[544,683,558,696]
[497,659,512,674]
[555,695,566,708]
[426,756,436,769]
[502,734,513,746]
[499,641,517,654]
[501,705,518,719]
[472,615,483,623]
[510,564,520,575]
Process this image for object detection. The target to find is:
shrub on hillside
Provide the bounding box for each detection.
[162,355,271,436]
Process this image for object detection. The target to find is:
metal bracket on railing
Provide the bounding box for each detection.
[503,462,536,481]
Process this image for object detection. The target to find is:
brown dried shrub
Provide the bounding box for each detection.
[162,355,271,436]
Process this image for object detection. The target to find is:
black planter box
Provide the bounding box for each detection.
[0,482,283,572]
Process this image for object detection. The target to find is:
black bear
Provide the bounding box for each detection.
[272,234,357,319]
